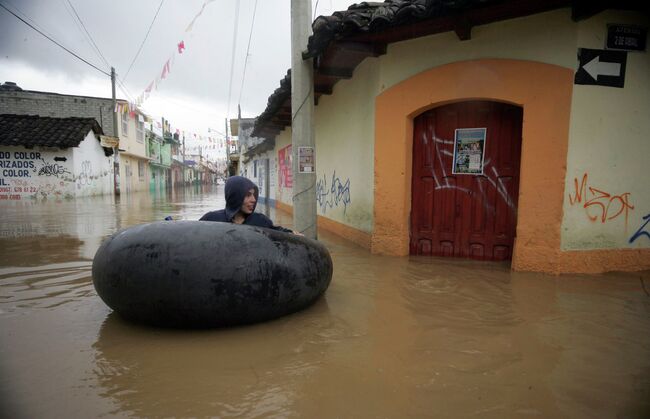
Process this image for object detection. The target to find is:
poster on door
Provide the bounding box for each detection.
[452,128,486,175]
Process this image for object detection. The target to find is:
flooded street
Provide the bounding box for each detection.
[1,186,649,418]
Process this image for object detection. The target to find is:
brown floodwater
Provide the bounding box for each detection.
[1,185,649,418]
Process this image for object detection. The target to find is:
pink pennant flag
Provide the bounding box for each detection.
[178,40,185,54]
[161,59,171,79]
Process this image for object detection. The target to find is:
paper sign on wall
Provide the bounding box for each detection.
[298,146,314,173]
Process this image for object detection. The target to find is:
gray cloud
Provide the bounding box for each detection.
[0,0,355,126]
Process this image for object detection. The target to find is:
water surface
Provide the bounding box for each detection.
[1,185,649,418]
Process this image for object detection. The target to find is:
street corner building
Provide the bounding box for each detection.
[0,114,115,199]
[245,0,649,274]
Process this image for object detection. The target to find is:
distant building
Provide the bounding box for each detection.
[145,123,171,192]
[236,117,276,206]
[0,82,117,137]
[0,82,151,195]
[0,114,114,199]
[115,105,150,194]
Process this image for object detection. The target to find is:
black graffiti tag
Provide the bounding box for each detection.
[316,170,351,214]
[38,159,70,178]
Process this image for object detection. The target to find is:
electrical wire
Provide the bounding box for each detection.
[4,0,63,48]
[237,0,258,108]
[226,0,241,119]
[61,0,90,48]
[64,0,111,69]
[0,2,110,76]
[122,0,165,82]
[313,0,320,18]
[116,77,136,103]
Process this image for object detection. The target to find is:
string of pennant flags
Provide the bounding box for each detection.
[111,0,236,156]
[121,0,217,109]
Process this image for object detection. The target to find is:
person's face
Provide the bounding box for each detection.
[241,188,256,214]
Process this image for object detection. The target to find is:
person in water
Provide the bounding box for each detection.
[200,175,300,234]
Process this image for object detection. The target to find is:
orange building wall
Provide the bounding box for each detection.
[374,58,650,273]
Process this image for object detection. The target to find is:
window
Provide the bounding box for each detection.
[121,111,128,136]
[138,161,145,180]
[136,117,144,143]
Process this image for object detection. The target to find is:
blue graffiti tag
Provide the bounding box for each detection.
[629,213,650,244]
[316,171,351,214]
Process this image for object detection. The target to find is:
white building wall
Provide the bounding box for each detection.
[0,133,113,200]
[72,131,114,197]
[240,148,278,205]
[0,146,75,200]
[118,110,149,193]
[561,10,650,250]
[313,57,380,233]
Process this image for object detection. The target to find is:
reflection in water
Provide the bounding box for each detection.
[1,185,650,418]
[0,259,93,312]
[93,298,334,418]
[0,235,86,267]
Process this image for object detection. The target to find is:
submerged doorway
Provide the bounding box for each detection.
[410,101,523,261]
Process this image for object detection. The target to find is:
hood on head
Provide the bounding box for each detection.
[224,176,259,220]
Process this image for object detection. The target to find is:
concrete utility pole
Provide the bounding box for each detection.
[225,117,230,176]
[111,67,120,196]
[291,0,317,239]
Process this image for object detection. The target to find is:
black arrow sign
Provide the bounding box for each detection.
[54,157,67,162]
[575,48,627,88]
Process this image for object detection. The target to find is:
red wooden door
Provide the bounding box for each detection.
[410,101,522,261]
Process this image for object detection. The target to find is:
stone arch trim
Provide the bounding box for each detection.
[373,59,574,273]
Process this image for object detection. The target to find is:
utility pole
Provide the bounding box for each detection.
[225,117,231,176]
[182,133,186,185]
[291,0,316,239]
[111,67,120,196]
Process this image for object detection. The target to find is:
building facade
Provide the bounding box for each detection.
[0,115,114,200]
[237,118,277,205]
[252,2,649,274]
[0,83,117,136]
[146,124,171,192]
[116,106,149,194]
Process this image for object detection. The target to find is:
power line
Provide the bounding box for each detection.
[0,2,110,76]
[64,0,111,69]
[122,0,165,82]
[237,0,258,108]
[61,0,93,56]
[313,0,320,18]
[226,0,241,119]
[4,0,61,47]
[116,77,135,103]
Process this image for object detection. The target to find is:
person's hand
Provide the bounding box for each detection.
[292,230,304,236]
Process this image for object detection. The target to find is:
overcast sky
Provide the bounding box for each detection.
[0,0,357,152]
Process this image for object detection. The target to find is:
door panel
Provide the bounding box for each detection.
[410,101,523,261]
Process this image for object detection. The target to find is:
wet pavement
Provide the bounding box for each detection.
[1,185,649,418]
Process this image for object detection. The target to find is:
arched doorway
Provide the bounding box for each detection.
[410,100,523,261]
